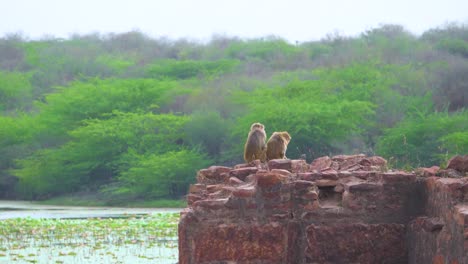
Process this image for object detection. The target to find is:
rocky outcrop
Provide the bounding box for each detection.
[179,155,468,264]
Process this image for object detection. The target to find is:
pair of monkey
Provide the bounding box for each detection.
[243,122,291,163]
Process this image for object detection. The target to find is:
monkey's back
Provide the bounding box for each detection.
[266,135,286,160]
[244,129,266,162]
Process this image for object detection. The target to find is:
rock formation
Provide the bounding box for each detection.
[179,154,468,264]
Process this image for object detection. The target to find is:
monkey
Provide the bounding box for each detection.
[243,122,267,163]
[266,132,291,160]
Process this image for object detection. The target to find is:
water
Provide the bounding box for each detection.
[0,201,181,264]
[0,200,181,220]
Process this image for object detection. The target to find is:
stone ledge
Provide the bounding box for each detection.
[180,154,468,263]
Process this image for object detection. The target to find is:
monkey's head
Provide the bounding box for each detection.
[279,132,291,143]
[250,122,264,131]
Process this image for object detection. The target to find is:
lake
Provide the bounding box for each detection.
[0,201,181,264]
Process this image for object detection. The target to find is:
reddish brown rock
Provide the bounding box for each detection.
[188,183,206,193]
[270,169,292,176]
[180,155,468,264]
[186,194,204,205]
[380,172,416,184]
[228,176,245,185]
[332,154,366,163]
[268,159,292,170]
[333,154,366,170]
[306,223,407,263]
[297,172,320,181]
[302,190,319,200]
[206,184,221,193]
[191,223,285,263]
[367,156,388,169]
[231,186,256,198]
[315,179,339,187]
[310,156,332,171]
[193,198,227,210]
[334,184,344,193]
[291,159,310,172]
[346,182,382,192]
[416,166,440,177]
[229,167,258,181]
[257,172,284,188]
[447,155,468,173]
[294,180,315,190]
[321,170,339,180]
[327,154,387,172]
[438,168,464,178]
[196,166,231,184]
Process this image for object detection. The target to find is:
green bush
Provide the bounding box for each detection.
[145,59,239,79]
[376,110,468,168]
[185,110,232,158]
[0,71,33,111]
[14,112,190,198]
[117,149,211,199]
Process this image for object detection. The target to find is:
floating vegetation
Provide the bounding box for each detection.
[0,213,179,264]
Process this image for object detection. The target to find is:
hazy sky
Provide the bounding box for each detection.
[2,0,467,42]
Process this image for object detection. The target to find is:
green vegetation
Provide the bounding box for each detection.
[0,23,467,203]
[0,213,179,263]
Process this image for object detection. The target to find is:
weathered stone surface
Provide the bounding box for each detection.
[291,159,310,173]
[231,185,256,198]
[196,166,231,184]
[206,184,221,193]
[180,154,468,264]
[268,159,292,170]
[270,169,292,176]
[380,172,416,184]
[306,223,407,263]
[315,179,339,187]
[297,172,320,181]
[293,180,315,191]
[324,154,388,172]
[438,168,464,178]
[193,198,227,210]
[297,171,338,182]
[302,190,319,200]
[228,176,245,185]
[229,167,258,181]
[367,155,388,169]
[257,172,285,188]
[192,223,285,263]
[310,156,332,171]
[188,183,206,193]
[447,155,468,173]
[186,194,203,205]
[416,166,440,177]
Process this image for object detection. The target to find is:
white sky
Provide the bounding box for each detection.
[1,0,467,42]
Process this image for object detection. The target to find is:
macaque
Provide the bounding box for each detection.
[243,123,267,163]
[266,132,291,160]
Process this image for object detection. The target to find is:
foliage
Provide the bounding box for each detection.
[0,212,179,263]
[1,24,468,202]
[185,110,232,158]
[145,59,239,79]
[34,78,187,141]
[117,149,211,199]
[14,112,191,198]
[0,71,33,111]
[231,78,375,160]
[376,110,468,168]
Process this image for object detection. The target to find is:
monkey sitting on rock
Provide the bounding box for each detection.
[266,131,291,161]
[243,122,291,163]
[243,123,267,163]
